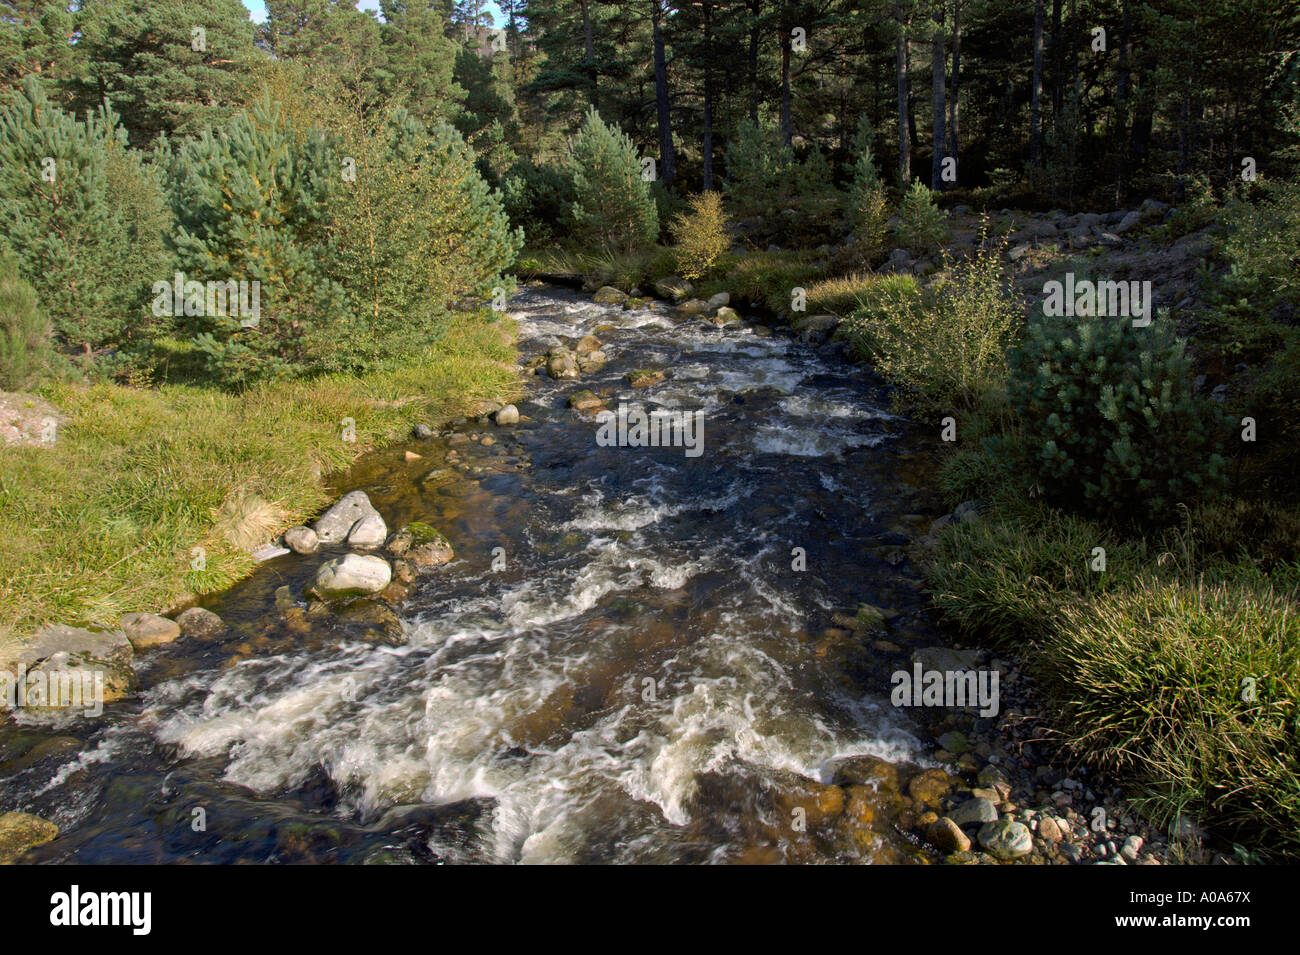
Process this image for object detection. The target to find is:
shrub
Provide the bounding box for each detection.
[567,106,658,252]
[673,191,729,280]
[848,243,1022,412]
[1008,309,1229,522]
[0,254,51,390]
[848,116,890,262]
[894,180,948,256]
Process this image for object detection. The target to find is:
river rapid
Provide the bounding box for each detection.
[2,285,957,864]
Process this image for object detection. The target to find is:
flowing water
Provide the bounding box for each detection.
[1,286,952,864]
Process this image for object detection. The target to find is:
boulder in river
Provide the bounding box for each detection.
[494,404,519,425]
[386,523,454,570]
[119,612,181,649]
[711,306,742,326]
[308,554,393,600]
[546,350,580,379]
[283,526,319,554]
[175,607,225,638]
[577,350,607,373]
[592,286,628,305]
[313,491,384,545]
[346,512,388,550]
[926,817,971,854]
[707,291,730,309]
[568,390,605,413]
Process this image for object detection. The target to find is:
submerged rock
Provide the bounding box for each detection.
[568,390,605,412]
[625,369,665,388]
[308,554,393,600]
[386,523,454,570]
[0,811,58,863]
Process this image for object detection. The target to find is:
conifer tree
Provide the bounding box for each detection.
[567,106,659,251]
[167,95,348,384]
[849,116,891,262]
[0,76,154,352]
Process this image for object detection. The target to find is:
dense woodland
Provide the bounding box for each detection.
[1,1,1300,862]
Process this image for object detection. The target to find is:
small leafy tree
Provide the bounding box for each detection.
[167,95,348,384]
[895,180,948,256]
[0,253,51,390]
[848,116,890,262]
[1008,309,1229,522]
[567,106,658,252]
[673,191,729,280]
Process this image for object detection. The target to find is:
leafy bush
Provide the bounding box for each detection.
[673,191,729,280]
[0,254,51,390]
[894,180,948,256]
[848,116,890,263]
[846,244,1021,412]
[1008,309,1229,522]
[567,106,658,252]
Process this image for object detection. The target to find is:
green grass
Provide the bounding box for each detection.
[925,488,1300,860]
[0,312,518,637]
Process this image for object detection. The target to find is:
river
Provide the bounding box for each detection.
[2,285,953,864]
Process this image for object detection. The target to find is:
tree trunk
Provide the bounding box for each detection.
[1050,0,1063,118]
[895,0,911,182]
[702,1,715,190]
[579,0,597,105]
[779,27,793,147]
[1031,0,1044,165]
[930,5,946,189]
[651,0,676,185]
[748,0,761,122]
[947,0,960,163]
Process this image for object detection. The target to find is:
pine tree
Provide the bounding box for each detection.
[71,0,259,146]
[327,102,522,371]
[0,251,51,390]
[0,76,154,352]
[848,116,891,262]
[167,95,348,384]
[567,106,659,251]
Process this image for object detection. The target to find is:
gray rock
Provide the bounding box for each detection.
[308,554,392,600]
[949,796,1000,827]
[547,352,579,379]
[1121,835,1144,862]
[977,818,1034,860]
[712,306,742,326]
[175,607,224,638]
[0,812,59,864]
[707,291,730,309]
[494,404,519,426]
[912,646,980,672]
[927,817,971,854]
[251,544,290,562]
[1008,243,1031,261]
[1113,210,1143,234]
[412,423,434,440]
[119,612,181,649]
[592,286,628,305]
[347,512,388,550]
[283,526,320,555]
[314,491,382,545]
